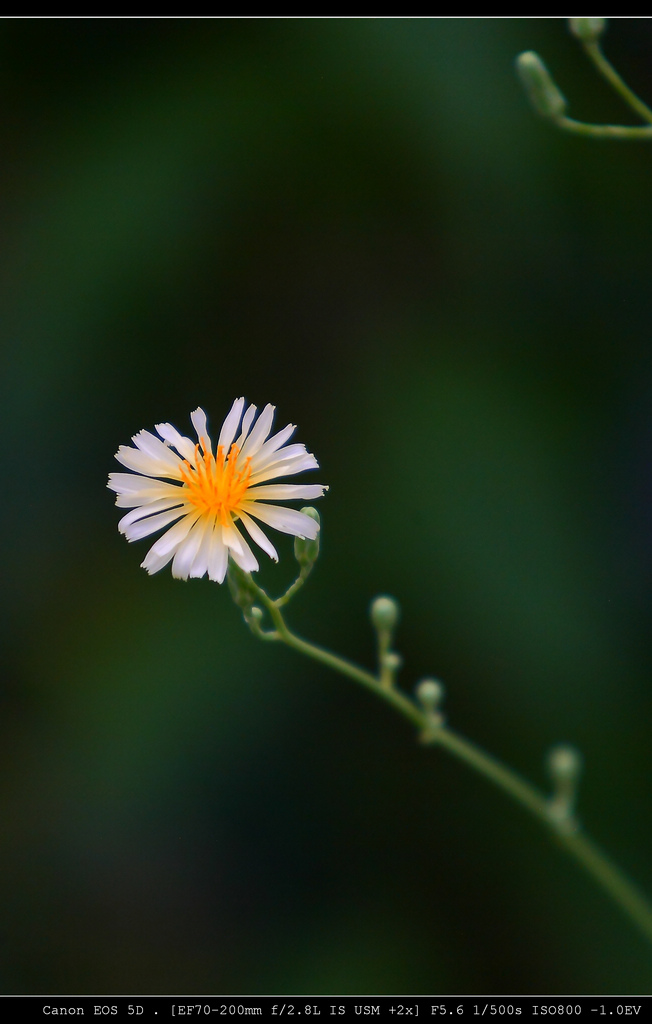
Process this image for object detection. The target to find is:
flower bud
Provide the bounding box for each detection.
[546,744,582,832]
[381,651,403,674]
[370,595,400,633]
[227,560,259,614]
[569,18,606,43]
[516,51,568,119]
[416,677,445,715]
[293,507,321,570]
[547,744,582,783]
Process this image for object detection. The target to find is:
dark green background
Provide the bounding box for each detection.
[2,17,652,994]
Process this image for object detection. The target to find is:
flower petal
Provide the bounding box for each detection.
[190,407,212,454]
[246,483,327,501]
[108,472,167,494]
[114,444,182,480]
[239,403,276,460]
[254,422,296,460]
[249,451,319,484]
[155,422,197,462]
[110,477,184,508]
[223,521,259,572]
[242,501,320,539]
[238,509,279,562]
[133,429,182,465]
[140,542,177,576]
[171,520,206,579]
[235,403,257,448]
[118,498,185,532]
[140,511,203,574]
[121,506,188,542]
[217,397,245,451]
[142,510,202,558]
[207,526,229,583]
[188,518,218,579]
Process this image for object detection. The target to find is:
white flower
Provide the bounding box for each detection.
[108,398,327,583]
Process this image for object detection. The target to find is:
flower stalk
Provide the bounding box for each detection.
[516,19,652,140]
[230,558,652,948]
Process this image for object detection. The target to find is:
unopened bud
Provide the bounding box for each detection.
[416,678,445,715]
[416,678,446,740]
[370,595,400,633]
[546,744,582,832]
[569,18,606,43]
[381,651,402,674]
[227,560,259,613]
[293,507,321,570]
[547,744,582,783]
[516,51,568,119]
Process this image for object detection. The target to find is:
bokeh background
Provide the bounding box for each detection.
[2,16,652,995]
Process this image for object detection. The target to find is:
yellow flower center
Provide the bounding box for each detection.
[178,440,252,526]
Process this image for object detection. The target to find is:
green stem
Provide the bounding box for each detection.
[438,728,652,942]
[434,726,551,825]
[582,41,652,125]
[555,116,652,140]
[246,577,652,946]
[276,570,309,608]
[255,583,423,728]
[562,830,652,942]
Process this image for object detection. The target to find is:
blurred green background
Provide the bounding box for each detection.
[2,16,652,995]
